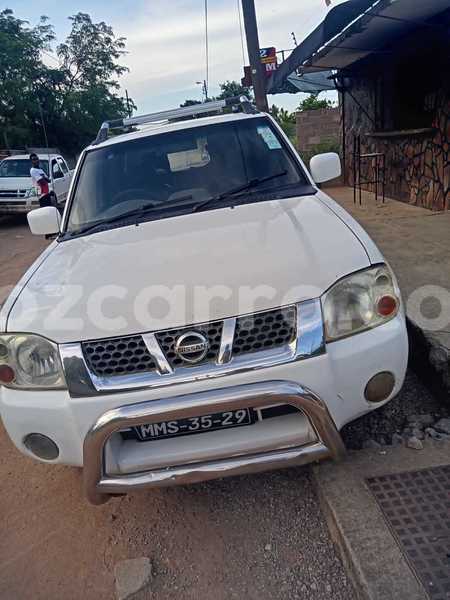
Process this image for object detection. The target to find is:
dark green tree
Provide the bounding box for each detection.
[0,10,133,155]
[216,80,252,100]
[180,99,202,107]
[297,93,334,112]
[0,9,54,148]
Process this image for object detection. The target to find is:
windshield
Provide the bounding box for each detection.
[0,159,49,178]
[66,117,308,233]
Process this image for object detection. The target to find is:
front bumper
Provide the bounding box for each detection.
[84,380,345,504]
[0,314,409,504]
[0,200,39,214]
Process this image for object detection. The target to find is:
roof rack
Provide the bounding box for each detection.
[92,96,258,145]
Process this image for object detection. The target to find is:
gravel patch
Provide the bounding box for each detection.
[342,371,449,450]
[125,469,356,600]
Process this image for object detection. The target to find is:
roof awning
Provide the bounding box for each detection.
[286,71,336,94]
[268,0,450,94]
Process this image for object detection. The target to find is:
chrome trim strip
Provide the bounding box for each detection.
[59,343,98,397]
[142,333,173,375]
[63,300,327,397]
[296,299,325,359]
[217,317,236,365]
[83,380,345,504]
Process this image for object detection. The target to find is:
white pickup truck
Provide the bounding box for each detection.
[0,98,408,504]
[0,153,72,214]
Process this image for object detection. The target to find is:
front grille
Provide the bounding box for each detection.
[82,335,156,377]
[234,306,296,356]
[156,321,223,368]
[81,305,297,379]
[0,189,27,198]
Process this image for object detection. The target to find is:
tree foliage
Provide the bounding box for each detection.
[297,93,334,112]
[216,80,252,100]
[180,80,252,107]
[0,9,133,156]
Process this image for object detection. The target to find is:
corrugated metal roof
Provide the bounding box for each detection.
[268,0,450,94]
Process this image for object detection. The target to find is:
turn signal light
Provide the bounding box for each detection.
[0,365,15,384]
[376,295,398,317]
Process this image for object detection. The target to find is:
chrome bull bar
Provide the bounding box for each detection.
[83,380,345,505]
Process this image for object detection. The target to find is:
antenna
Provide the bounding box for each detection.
[204,0,209,100]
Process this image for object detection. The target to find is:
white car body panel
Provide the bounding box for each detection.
[6,194,370,342]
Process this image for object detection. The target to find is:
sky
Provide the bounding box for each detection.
[10,0,345,113]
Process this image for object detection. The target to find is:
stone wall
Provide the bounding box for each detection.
[296,107,341,155]
[344,80,450,211]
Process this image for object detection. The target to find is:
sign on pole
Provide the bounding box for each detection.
[241,47,277,87]
[260,47,277,77]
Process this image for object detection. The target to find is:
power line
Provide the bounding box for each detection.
[237,0,247,68]
[204,0,209,100]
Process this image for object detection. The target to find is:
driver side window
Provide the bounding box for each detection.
[52,160,64,179]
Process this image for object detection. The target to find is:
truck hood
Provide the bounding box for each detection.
[0,177,32,191]
[7,195,371,342]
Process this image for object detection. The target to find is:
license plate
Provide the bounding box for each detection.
[133,408,255,442]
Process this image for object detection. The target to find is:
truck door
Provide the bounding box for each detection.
[51,158,68,205]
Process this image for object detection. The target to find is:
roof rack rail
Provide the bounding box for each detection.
[93,96,258,145]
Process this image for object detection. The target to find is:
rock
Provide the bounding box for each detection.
[115,557,152,600]
[434,418,450,435]
[363,439,381,450]
[407,414,434,427]
[406,436,423,450]
[264,543,272,552]
[425,427,449,441]
[411,428,425,440]
[425,427,438,438]
[391,433,404,446]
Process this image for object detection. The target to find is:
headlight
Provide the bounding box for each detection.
[321,265,400,342]
[25,187,38,198]
[0,334,66,389]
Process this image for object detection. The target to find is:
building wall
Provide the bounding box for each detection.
[296,107,341,155]
[344,81,450,211]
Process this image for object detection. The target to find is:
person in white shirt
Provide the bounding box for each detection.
[29,153,52,207]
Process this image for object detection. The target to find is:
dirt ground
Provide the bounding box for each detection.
[0,215,355,600]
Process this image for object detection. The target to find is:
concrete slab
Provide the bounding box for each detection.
[327,187,450,396]
[314,439,450,600]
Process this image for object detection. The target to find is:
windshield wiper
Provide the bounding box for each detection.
[192,170,288,213]
[69,201,161,237]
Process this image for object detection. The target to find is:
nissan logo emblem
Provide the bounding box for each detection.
[174,331,209,364]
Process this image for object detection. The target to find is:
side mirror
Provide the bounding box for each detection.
[309,152,341,184]
[27,206,61,236]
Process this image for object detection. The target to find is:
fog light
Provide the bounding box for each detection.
[364,372,395,403]
[23,433,59,460]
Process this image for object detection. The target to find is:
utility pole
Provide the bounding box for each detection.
[241,0,268,111]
